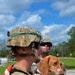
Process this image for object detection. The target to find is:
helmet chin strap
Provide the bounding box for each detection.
[12,53,35,57]
[11,48,34,57]
[13,48,35,57]
[41,51,49,55]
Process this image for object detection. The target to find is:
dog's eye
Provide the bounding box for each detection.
[60,63,62,65]
[54,62,57,65]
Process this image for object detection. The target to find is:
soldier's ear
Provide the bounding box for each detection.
[30,42,40,49]
[7,31,10,36]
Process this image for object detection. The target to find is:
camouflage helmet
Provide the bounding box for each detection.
[40,35,52,47]
[7,26,41,47]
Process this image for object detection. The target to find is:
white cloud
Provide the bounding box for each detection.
[0,14,16,28]
[23,14,41,25]
[16,14,43,31]
[0,0,33,14]
[64,24,75,33]
[52,0,75,16]
[41,24,75,45]
[0,0,47,14]
[0,0,75,46]
[0,33,4,40]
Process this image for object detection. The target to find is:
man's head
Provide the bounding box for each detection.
[7,26,41,58]
[40,35,52,47]
[38,35,52,58]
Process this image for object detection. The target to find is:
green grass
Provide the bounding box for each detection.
[60,59,75,66]
[0,61,15,74]
[59,57,75,69]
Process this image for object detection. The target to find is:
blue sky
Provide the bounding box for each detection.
[0,0,75,45]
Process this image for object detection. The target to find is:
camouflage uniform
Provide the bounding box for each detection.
[10,65,29,75]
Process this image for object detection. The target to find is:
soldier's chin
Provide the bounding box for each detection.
[42,51,49,53]
[34,57,40,63]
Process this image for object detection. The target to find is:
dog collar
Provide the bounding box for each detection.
[35,69,42,75]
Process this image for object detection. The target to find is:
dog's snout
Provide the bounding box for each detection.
[58,68,64,75]
[60,71,64,75]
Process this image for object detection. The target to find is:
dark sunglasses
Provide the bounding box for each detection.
[40,43,51,47]
[30,42,40,49]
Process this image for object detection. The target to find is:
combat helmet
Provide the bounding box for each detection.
[40,35,52,47]
[7,26,41,48]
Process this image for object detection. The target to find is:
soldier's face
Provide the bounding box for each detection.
[39,45,50,52]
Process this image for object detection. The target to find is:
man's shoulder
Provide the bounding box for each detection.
[11,71,27,75]
[10,65,28,75]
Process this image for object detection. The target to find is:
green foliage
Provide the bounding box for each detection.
[0,50,13,58]
[67,26,75,56]
[49,26,75,57]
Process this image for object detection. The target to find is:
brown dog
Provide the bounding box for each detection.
[35,55,65,75]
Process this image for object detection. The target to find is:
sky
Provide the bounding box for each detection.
[0,0,75,45]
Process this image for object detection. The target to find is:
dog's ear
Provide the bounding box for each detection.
[60,63,66,72]
[37,56,50,75]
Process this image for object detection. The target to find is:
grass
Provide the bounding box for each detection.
[0,57,75,74]
[0,61,15,74]
[59,57,75,69]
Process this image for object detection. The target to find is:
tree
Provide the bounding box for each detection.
[67,26,75,57]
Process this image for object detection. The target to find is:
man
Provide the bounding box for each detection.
[38,34,52,60]
[4,26,41,75]
[30,35,52,73]
[30,35,66,75]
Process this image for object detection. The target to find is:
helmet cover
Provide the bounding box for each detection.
[40,35,52,47]
[7,26,41,47]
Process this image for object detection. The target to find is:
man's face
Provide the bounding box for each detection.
[39,45,50,52]
[39,43,50,53]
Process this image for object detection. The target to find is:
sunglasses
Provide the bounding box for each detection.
[40,43,51,47]
[30,42,40,49]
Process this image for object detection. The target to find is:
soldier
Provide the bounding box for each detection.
[38,34,52,60]
[4,26,41,75]
[30,35,52,73]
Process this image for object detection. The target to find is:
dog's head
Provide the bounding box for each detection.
[37,55,65,75]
